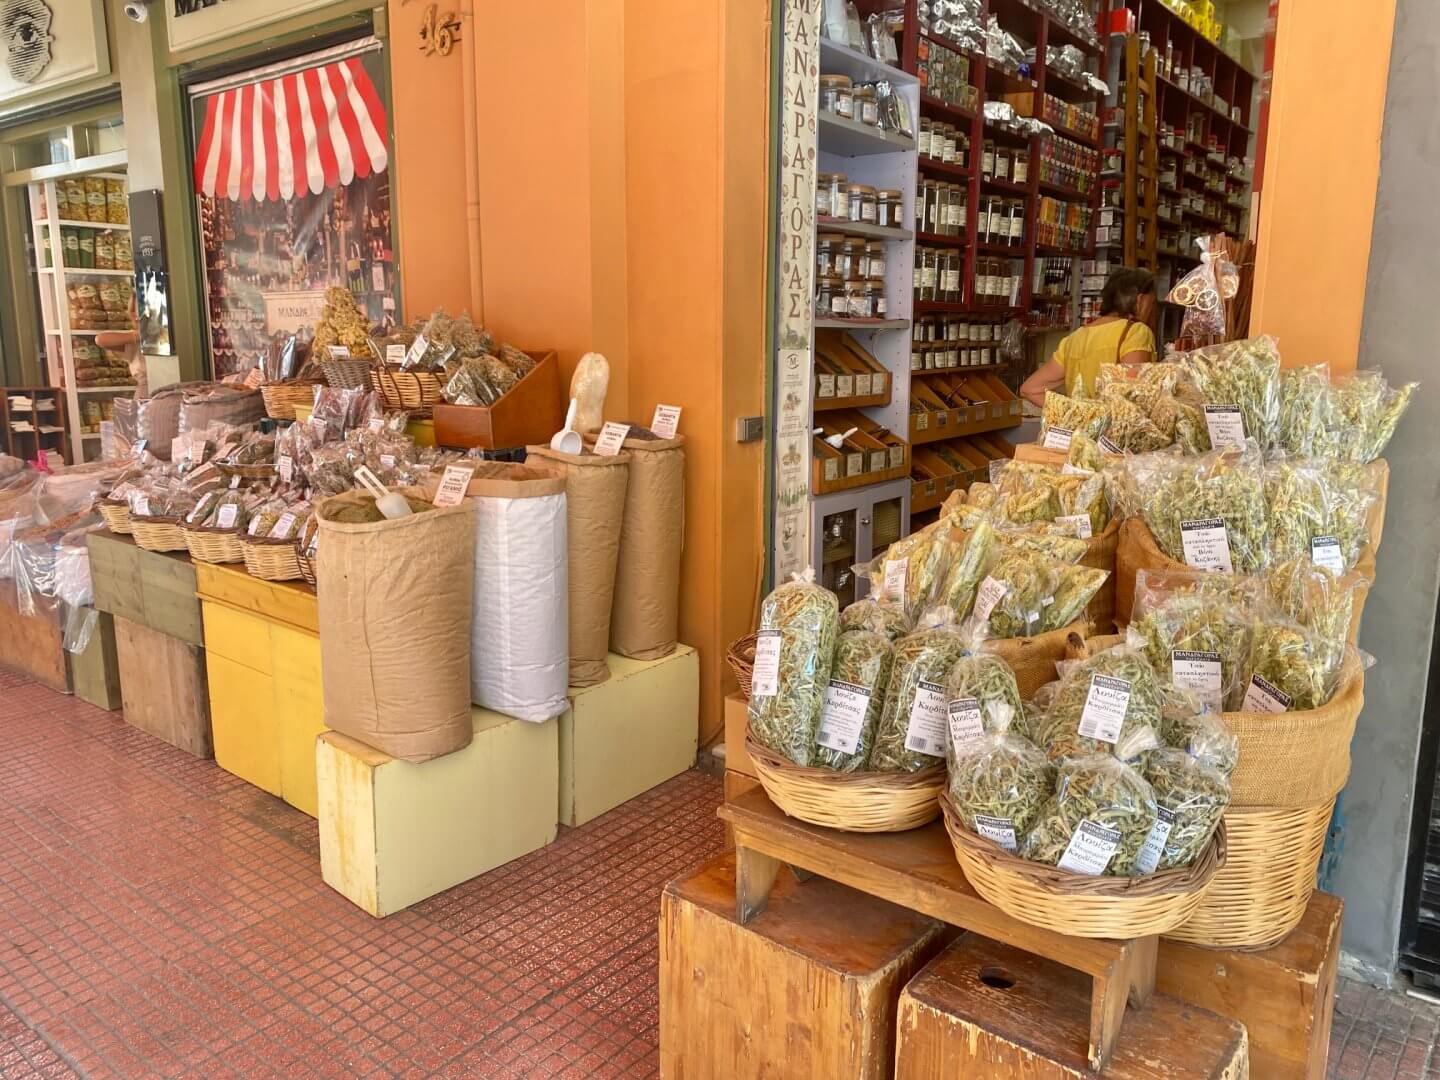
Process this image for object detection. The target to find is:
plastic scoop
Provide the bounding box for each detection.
[550,398,583,454]
[824,426,858,450]
[353,465,413,519]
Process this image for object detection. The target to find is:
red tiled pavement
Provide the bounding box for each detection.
[0,668,1436,1078]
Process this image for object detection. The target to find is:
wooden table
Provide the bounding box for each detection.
[719,789,1157,1072]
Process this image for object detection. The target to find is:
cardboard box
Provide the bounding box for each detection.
[723,690,755,780]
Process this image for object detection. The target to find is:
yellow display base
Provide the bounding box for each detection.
[316,709,559,917]
[557,646,699,827]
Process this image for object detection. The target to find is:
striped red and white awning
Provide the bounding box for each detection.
[193,57,388,203]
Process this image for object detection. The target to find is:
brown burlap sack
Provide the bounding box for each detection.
[1114,518,1182,628]
[526,445,630,686]
[987,620,1088,699]
[1080,519,1120,634]
[316,491,476,762]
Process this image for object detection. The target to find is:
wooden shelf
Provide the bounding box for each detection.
[912,363,1007,375]
[915,230,967,248]
[813,317,910,331]
[1037,178,1092,201]
[56,266,132,277]
[1047,119,1101,148]
[918,157,971,181]
[919,94,976,125]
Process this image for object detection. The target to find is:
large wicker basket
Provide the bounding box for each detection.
[183,525,244,564]
[242,536,304,581]
[320,354,374,389]
[97,499,132,535]
[130,514,186,553]
[372,365,443,411]
[941,792,1226,939]
[726,633,757,698]
[746,735,944,832]
[260,381,323,421]
[1164,799,1332,950]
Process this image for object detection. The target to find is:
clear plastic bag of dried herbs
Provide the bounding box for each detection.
[1177,335,1282,450]
[838,596,911,642]
[746,570,840,767]
[1263,454,1332,567]
[869,611,973,773]
[858,522,957,623]
[1037,643,1164,764]
[1138,745,1230,872]
[812,628,894,772]
[945,653,1027,764]
[947,723,1054,854]
[1321,369,1418,463]
[1237,619,1337,714]
[1127,569,1256,713]
[1263,556,1366,677]
[1037,390,1110,451]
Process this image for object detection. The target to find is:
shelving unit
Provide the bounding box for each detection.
[0,387,67,466]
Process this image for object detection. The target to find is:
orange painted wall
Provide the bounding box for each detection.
[1248,0,1397,372]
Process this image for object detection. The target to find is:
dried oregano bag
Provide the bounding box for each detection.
[813,628,894,772]
[945,652,1026,764]
[870,610,971,772]
[1323,369,1418,463]
[1238,619,1333,714]
[1037,390,1110,451]
[839,596,911,642]
[1126,443,1268,573]
[1277,363,1330,456]
[1177,335,1282,451]
[1323,459,1383,571]
[1263,455,1331,566]
[947,714,1054,854]
[1020,726,1160,877]
[747,570,839,766]
[1127,570,1254,712]
[1264,557,1366,674]
[1038,643,1163,764]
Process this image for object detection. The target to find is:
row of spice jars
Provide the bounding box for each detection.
[816,275,889,320]
[913,246,964,304]
[818,74,882,127]
[974,257,1021,306]
[916,180,966,237]
[978,196,1026,246]
[980,142,1029,184]
[913,315,1004,345]
[912,341,998,370]
[816,172,904,227]
[816,234,888,281]
[918,120,969,168]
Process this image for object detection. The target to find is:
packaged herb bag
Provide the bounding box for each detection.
[1125,443,1269,574]
[1139,741,1232,872]
[1037,643,1164,764]
[936,518,996,615]
[1127,571,1254,713]
[1322,459,1384,571]
[1037,390,1110,452]
[948,720,1054,853]
[812,629,894,772]
[1066,432,1105,473]
[1277,363,1331,456]
[1100,389,1171,453]
[1021,727,1160,876]
[747,570,840,766]
[1238,620,1333,714]
[869,612,972,773]
[970,546,1107,639]
[839,596,911,642]
[1264,557,1367,675]
[1323,369,1418,463]
[1094,360,1183,410]
[965,481,998,509]
[1263,455,1332,567]
[945,653,1026,764]
[1161,706,1240,778]
[861,523,955,622]
[1178,335,1282,451]
[995,524,1089,563]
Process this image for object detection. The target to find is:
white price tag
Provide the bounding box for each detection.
[382,296,395,312]
[404,334,429,368]
[816,680,873,755]
[947,697,985,752]
[216,504,239,529]
[974,814,1018,853]
[368,417,385,433]
[379,454,396,468]
[1061,463,1094,476]
[134,495,150,516]
[593,422,631,457]
[882,558,908,602]
[327,345,351,360]
[1078,674,1132,743]
[1057,514,1093,540]
[132,439,148,456]
[817,373,835,398]
[1134,806,1176,874]
[1310,534,1344,574]
[1042,425,1074,451]
[1203,404,1246,449]
[903,681,949,758]
[1243,674,1293,714]
[1098,435,1122,455]
[277,454,294,483]
[433,463,477,508]
[650,404,682,439]
[229,475,242,490]
[170,435,187,463]
[371,263,385,292]
[1171,649,1223,712]
[385,344,407,365]
[1058,820,1123,876]
[271,512,298,539]
[1180,516,1233,572]
[750,631,782,697]
[972,575,1007,622]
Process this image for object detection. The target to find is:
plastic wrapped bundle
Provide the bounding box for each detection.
[1323,370,1418,463]
[838,596,910,642]
[1264,557,1367,674]
[1263,456,1331,566]
[1127,572,1255,713]
[1037,390,1109,451]
[861,524,955,623]
[812,628,894,771]
[935,518,995,615]
[1138,741,1232,873]
[947,717,1054,853]
[1277,363,1331,456]
[1037,643,1164,763]
[994,527,1090,564]
[1125,443,1269,574]
[1178,335,1281,449]
[971,548,1107,639]
[869,612,971,773]
[1323,460,1383,571]
[1239,620,1334,713]
[746,571,841,767]
[945,653,1027,762]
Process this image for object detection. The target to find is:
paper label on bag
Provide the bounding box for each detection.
[243,367,264,388]
[1243,674,1292,714]
[947,697,985,750]
[1310,534,1344,573]
[1134,806,1176,874]
[888,445,904,468]
[132,439,147,456]
[854,374,872,397]
[904,681,949,758]
[216,504,239,529]
[1057,514,1093,539]
[134,495,150,516]
[1042,425,1075,451]
[1180,516,1233,572]
[368,417,385,433]
[404,334,429,368]
[385,344,406,365]
[1058,820,1122,876]
[973,575,1007,622]
[1078,674,1132,743]
[975,814,1018,852]
[229,475,242,489]
[1061,463,1094,477]
[593,422,631,457]
[170,435,187,463]
[1203,404,1246,449]
[816,680,872,755]
[650,404,682,439]
[433,464,477,508]
[1172,649,1223,711]
[272,512,297,539]
[750,631,782,697]
[817,373,835,397]
[382,296,395,311]
[327,346,351,360]
[277,454,294,483]
[1098,435,1122,455]
[882,559,907,602]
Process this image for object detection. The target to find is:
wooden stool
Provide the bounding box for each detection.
[660,853,948,1079]
[1158,890,1342,1079]
[897,935,1250,1078]
[114,616,211,758]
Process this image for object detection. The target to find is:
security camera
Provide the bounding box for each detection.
[124,0,151,22]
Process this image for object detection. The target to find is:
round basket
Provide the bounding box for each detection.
[940,792,1226,939]
[97,499,132,535]
[371,365,443,411]
[746,735,944,832]
[294,516,320,588]
[183,525,245,564]
[260,381,322,421]
[1164,800,1332,950]
[242,536,304,582]
[130,514,186,553]
[726,632,757,697]
[320,355,374,389]
[215,461,278,482]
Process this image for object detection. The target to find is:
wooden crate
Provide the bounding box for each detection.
[432,349,562,450]
[1157,891,1341,1080]
[721,769,761,850]
[897,935,1250,1079]
[660,853,948,1080]
[88,531,203,645]
[722,690,755,780]
[114,615,211,758]
[70,608,121,710]
[0,583,66,692]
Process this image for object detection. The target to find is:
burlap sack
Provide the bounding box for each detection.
[600,433,684,659]
[525,445,630,686]
[316,491,476,762]
[1114,518,1182,628]
[1080,520,1120,634]
[987,620,1087,699]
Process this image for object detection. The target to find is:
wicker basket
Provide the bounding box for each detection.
[260,381,322,421]
[215,461,278,482]
[726,632,757,697]
[183,525,245,564]
[746,735,944,832]
[941,792,1226,939]
[371,365,444,411]
[242,536,304,581]
[97,499,132,535]
[320,354,374,389]
[1164,800,1332,950]
[130,515,187,553]
[294,516,319,588]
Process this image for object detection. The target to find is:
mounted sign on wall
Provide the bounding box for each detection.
[166,0,336,52]
[0,0,107,107]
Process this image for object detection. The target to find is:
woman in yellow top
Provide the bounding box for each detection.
[1020,269,1158,406]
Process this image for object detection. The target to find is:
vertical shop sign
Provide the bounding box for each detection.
[772,0,820,583]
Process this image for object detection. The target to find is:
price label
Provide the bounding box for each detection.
[132,439,147,456]
[371,264,386,292]
[1171,649,1223,712]
[404,334,429,369]
[328,345,351,360]
[973,575,1007,622]
[1203,404,1246,449]
[947,697,985,751]
[815,680,873,755]
[593,422,631,457]
[1057,514,1093,540]
[1310,534,1344,574]
[277,454,294,483]
[1243,674,1293,714]
[385,344,407,365]
[1098,435,1122,455]
[650,404,682,439]
[750,631,782,697]
[216,504,239,529]
[368,417,385,433]
[1134,806,1176,874]
[974,814,1018,853]
[903,680,949,758]
[817,373,835,398]
[1042,425,1074,451]
[242,367,264,389]
[882,559,907,602]
[134,495,150,516]
[1180,516,1233,572]
[1078,674,1132,743]
[1058,819,1122,876]
[379,454,396,468]
[271,512,298,539]
[170,435,187,463]
[433,463,477,508]
[1061,463,1094,477]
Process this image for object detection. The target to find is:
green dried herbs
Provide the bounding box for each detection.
[945,655,1027,763]
[1127,445,1268,573]
[937,519,995,615]
[1323,460,1382,570]
[870,624,970,772]
[1038,391,1110,448]
[1037,645,1163,763]
[813,629,894,771]
[1178,335,1282,450]
[1127,592,1252,712]
[972,549,1107,639]
[1140,748,1231,871]
[1240,621,1329,713]
[948,729,1054,852]
[995,528,1089,564]
[1277,363,1331,456]
[747,574,840,766]
[1326,370,1418,463]
[1264,457,1330,565]
[867,526,954,621]
[1264,556,1363,675]
[839,597,911,642]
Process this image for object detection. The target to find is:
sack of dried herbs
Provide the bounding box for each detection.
[1127,570,1255,713]
[1124,443,1269,574]
[1020,726,1161,876]
[746,570,840,767]
[1277,363,1331,456]
[1161,705,1240,778]
[969,547,1108,639]
[869,610,973,773]
[839,596,911,642]
[859,523,956,622]
[945,652,1027,764]
[812,628,895,772]
[1138,742,1231,872]
[1263,556,1367,674]
[994,526,1089,564]
[947,713,1054,854]
[1322,459,1384,572]
[1238,619,1335,714]
[1036,643,1164,764]
[936,518,996,615]
[1322,369,1418,463]
[1177,335,1282,451]
[1263,455,1332,567]
[1037,391,1111,452]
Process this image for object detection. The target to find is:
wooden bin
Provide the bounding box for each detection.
[432,349,561,450]
[114,616,212,758]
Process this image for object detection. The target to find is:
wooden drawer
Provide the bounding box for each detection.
[208,652,282,796]
[202,601,274,675]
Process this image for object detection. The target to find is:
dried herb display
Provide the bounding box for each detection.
[1139,747,1231,872]
[1095,361,1182,411]
[1178,335,1282,450]
[1125,444,1268,573]
[864,525,954,621]
[972,548,1107,639]
[947,726,1054,853]
[839,597,911,642]
[1263,456,1331,565]
[936,518,995,615]
[812,629,895,771]
[1127,589,1253,713]
[870,621,971,773]
[1037,391,1110,448]
[945,654,1027,764]
[1101,390,1170,453]
[1277,363,1331,456]
[1160,705,1240,778]
[1325,370,1418,463]
[1066,432,1104,473]
[1239,621,1330,713]
[994,527,1088,564]
[1323,459,1382,570]
[1037,644,1163,763]
[746,572,840,767]
[1263,557,1364,675]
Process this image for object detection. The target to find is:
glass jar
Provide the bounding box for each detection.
[819,75,854,119]
[1007,201,1026,244]
[995,147,1011,181]
[853,85,879,126]
[843,238,867,278]
[868,278,887,317]
[911,347,925,371]
[982,139,996,179]
[815,232,844,277]
[941,126,957,164]
[846,184,877,224]
[846,279,872,318]
[919,248,938,301]
[957,131,970,170]
[1013,149,1029,184]
[817,274,846,317]
[865,241,886,280]
[816,173,840,219]
[876,189,903,229]
[940,251,959,301]
[924,183,941,235]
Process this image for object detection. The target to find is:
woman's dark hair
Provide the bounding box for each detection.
[1099,268,1156,316]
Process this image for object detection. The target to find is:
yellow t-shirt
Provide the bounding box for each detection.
[1056,320,1157,396]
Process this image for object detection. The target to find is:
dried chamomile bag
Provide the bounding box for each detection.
[947,712,1053,854]
[747,570,840,767]
[945,651,1026,764]
[1038,643,1163,763]
[1038,390,1109,451]
[869,608,971,773]
[1021,726,1160,877]
[1138,737,1232,873]
[1125,442,1269,573]
[838,596,910,642]
[812,628,894,772]
[1127,570,1254,712]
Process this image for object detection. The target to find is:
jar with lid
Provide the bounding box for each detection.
[865,241,886,280]
[941,126,957,164]
[867,278,887,317]
[846,183,877,224]
[1007,201,1026,245]
[876,189,903,228]
[817,274,846,317]
[852,84,879,126]
[941,250,961,302]
[819,75,854,118]
[918,118,932,158]
[815,233,844,277]
[919,248,938,301]
[911,346,925,371]
[845,279,872,319]
[842,237,866,278]
[982,140,996,179]
[816,173,840,219]
[995,147,1011,181]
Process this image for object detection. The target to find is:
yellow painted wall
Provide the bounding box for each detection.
[1248,0,1398,371]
